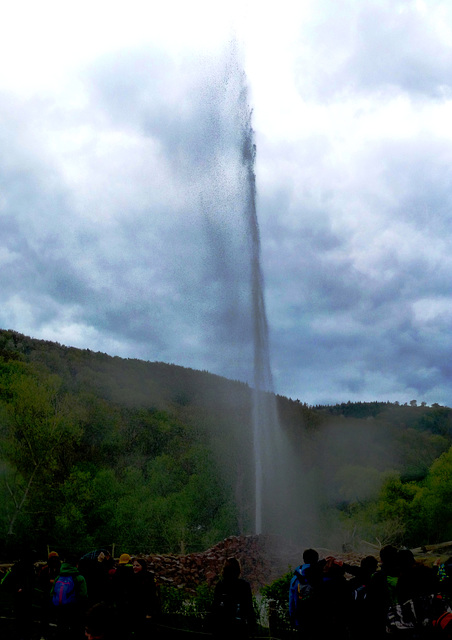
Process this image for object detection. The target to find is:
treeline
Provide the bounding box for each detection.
[0,329,451,556]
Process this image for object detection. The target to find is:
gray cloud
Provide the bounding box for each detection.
[0,5,451,408]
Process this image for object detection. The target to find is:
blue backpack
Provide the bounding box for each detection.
[52,575,77,607]
[289,566,316,625]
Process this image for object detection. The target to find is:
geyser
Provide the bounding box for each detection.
[235,64,296,537]
[170,45,315,541]
[239,101,276,533]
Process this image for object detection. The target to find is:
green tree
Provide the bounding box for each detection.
[0,369,83,538]
[410,446,452,543]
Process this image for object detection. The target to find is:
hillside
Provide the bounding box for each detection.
[0,329,451,557]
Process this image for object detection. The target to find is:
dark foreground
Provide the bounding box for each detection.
[0,615,282,640]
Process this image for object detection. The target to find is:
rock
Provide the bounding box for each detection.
[141,534,302,594]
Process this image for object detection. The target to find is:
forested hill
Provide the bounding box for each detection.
[0,328,252,411]
[0,328,451,557]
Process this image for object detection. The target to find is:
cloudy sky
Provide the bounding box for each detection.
[1,0,451,407]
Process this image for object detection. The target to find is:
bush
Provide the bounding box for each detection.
[159,582,213,616]
[260,569,293,629]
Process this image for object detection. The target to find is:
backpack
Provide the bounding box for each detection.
[289,567,317,626]
[387,594,450,636]
[216,591,247,629]
[297,581,315,605]
[434,611,452,635]
[52,575,77,607]
[386,600,417,634]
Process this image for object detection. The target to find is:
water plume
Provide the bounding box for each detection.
[235,61,294,537]
[239,100,273,533]
[172,43,318,542]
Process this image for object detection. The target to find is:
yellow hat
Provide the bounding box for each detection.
[119,553,131,565]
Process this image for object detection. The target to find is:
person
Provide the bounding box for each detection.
[346,555,378,593]
[1,548,38,640]
[79,548,114,606]
[289,548,325,638]
[50,552,88,640]
[397,549,438,605]
[37,551,61,639]
[128,558,159,638]
[396,549,444,634]
[317,557,351,640]
[211,557,255,639]
[346,555,379,640]
[110,553,134,604]
[38,550,61,586]
[367,544,400,639]
[109,553,134,639]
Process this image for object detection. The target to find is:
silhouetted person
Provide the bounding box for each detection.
[110,553,134,639]
[318,557,351,640]
[128,558,159,638]
[396,548,445,633]
[2,548,38,640]
[37,551,61,639]
[212,557,255,639]
[367,544,400,639]
[289,548,325,638]
[397,549,438,604]
[79,548,114,606]
[346,555,378,640]
[346,555,379,591]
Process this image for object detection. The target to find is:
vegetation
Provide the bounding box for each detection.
[260,570,293,629]
[0,329,451,557]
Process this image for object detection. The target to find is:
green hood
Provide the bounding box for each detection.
[58,562,80,576]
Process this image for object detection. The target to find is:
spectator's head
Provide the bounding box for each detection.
[361,555,378,575]
[303,548,319,565]
[398,549,416,571]
[380,545,399,571]
[48,551,60,569]
[222,557,241,581]
[132,558,147,574]
[97,549,111,563]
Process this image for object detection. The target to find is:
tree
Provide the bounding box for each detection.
[0,368,82,538]
[409,446,452,544]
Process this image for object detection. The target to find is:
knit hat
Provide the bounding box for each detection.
[118,553,131,565]
[48,551,59,558]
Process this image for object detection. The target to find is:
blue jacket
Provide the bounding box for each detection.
[289,564,311,623]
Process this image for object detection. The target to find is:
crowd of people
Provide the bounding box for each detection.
[3,543,452,639]
[1,548,256,640]
[0,548,159,640]
[289,545,452,639]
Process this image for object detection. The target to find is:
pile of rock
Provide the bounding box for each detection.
[144,534,295,594]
